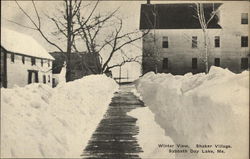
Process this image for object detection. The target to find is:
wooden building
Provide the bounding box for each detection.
[50,52,101,87]
[0,28,54,88]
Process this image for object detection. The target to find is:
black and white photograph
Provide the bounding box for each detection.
[0,0,249,158]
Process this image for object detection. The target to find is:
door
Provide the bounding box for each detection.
[28,70,39,84]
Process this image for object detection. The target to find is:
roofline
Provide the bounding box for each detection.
[1,46,54,61]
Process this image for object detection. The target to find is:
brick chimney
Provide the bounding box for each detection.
[147,0,150,4]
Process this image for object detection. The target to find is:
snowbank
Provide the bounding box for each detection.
[128,106,175,159]
[1,75,118,158]
[135,66,249,159]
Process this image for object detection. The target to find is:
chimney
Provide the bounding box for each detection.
[147,0,150,4]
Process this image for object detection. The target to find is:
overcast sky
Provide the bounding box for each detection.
[1,0,150,80]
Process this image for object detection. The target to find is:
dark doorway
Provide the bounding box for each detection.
[28,70,39,84]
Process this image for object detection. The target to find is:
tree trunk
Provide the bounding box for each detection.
[204,30,209,74]
[66,0,73,82]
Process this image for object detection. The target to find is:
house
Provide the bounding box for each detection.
[0,28,54,88]
[50,52,101,87]
[140,1,249,75]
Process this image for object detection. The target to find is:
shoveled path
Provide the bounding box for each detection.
[82,84,144,159]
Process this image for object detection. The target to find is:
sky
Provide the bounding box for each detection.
[1,0,148,80]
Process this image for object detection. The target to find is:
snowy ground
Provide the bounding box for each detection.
[134,66,249,159]
[128,106,175,159]
[1,75,118,158]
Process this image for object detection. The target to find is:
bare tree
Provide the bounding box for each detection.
[194,3,219,73]
[10,0,147,79]
[76,10,148,73]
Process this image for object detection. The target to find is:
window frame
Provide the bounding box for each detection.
[214,36,220,48]
[192,36,198,48]
[241,36,248,47]
[31,57,36,66]
[43,75,46,84]
[241,58,249,69]
[241,13,248,24]
[192,58,198,69]
[11,53,15,62]
[162,36,169,48]
[214,58,220,67]
[162,58,168,69]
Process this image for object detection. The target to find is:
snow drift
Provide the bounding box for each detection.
[135,66,249,159]
[1,75,118,158]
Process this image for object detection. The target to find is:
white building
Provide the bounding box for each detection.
[140,1,249,75]
[0,28,54,88]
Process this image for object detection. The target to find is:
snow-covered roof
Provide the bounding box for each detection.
[1,28,54,60]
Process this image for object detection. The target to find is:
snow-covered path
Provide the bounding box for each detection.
[82,84,144,159]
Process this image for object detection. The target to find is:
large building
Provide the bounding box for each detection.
[140,1,249,75]
[0,28,54,88]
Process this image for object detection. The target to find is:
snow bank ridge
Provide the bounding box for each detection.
[136,66,249,159]
[1,75,118,158]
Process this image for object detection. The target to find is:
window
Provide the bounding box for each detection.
[241,36,248,47]
[48,75,50,83]
[162,58,168,69]
[241,58,249,69]
[214,58,220,67]
[192,58,198,69]
[41,59,43,67]
[48,60,50,67]
[43,75,46,84]
[31,57,36,65]
[241,13,248,24]
[192,36,198,48]
[215,36,220,48]
[22,56,25,64]
[162,36,169,48]
[11,54,14,62]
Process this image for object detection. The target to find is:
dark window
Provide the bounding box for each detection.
[48,75,50,83]
[22,56,25,64]
[241,36,248,47]
[192,36,198,48]
[241,58,249,69]
[48,60,50,67]
[241,13,248,24]
[52,78,56,88]
[162,58,168,69]
[215,36,220,48]
[31,57,36,65]
[41,59,43,67]
[192,58,198,69]
[162,36,169,48]
[11,54,14,62]
[214,58,220,67]
[43,75,46,84]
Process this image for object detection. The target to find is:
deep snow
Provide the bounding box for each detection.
[135,66,249,159]
[1,75,118,158]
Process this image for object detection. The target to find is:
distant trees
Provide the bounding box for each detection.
[10,0,147,81]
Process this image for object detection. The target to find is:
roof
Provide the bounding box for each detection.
[1,28,54,60]
[140,3,222,29]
